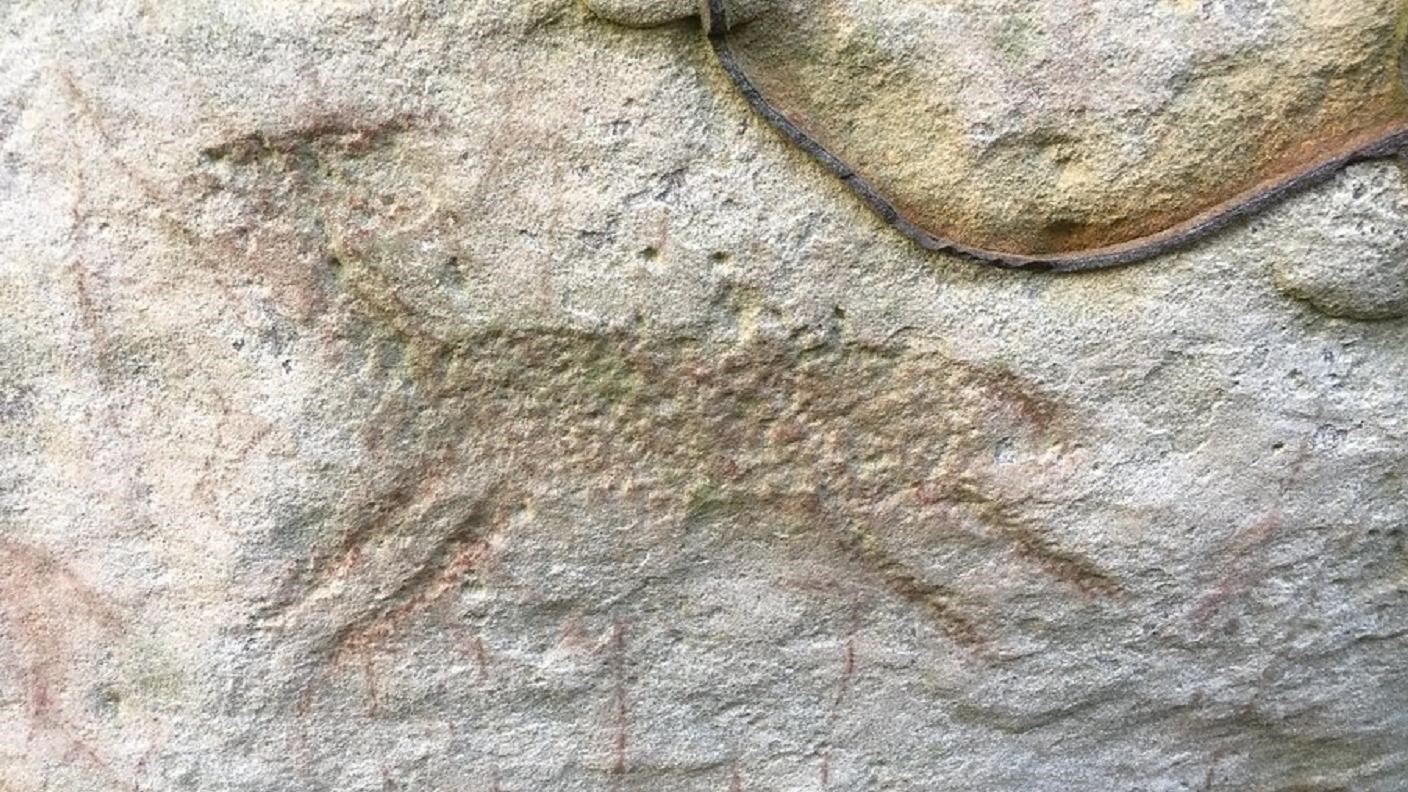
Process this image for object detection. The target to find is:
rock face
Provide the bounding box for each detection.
[584,0,695,27]
[719,0,1408,258]
[1272,163,1408,320]
[1,2,1406,791]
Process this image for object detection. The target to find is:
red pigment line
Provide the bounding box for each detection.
[831,638,855,710]
[609,620,629,782]
[1190,510,1282,626]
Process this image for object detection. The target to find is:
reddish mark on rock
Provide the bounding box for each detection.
[608,619,629,783]
[133,739,159,792]
[557,615,591,652]
[24,669,114,784]
[27,671,54,722]
[1,539,134,786]
[458,630,492,681]
[361,650,383,716]
[908,484,1121,598]
[57,68,169,204]
[728,765,744,791]
[912,482,945,506]
[1191,510,1283,626]
[193,392,274,522]
[313,489,506,666]
[295,681,315,717]
[819,750,831,787]
[0,539,123,627]
[1193,444,1312,626]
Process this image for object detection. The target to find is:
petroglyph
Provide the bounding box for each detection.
[193,118,1119,667]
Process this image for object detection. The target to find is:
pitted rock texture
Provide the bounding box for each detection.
[1273,162,1408,320]
[583,0,695,27]
[1,1,1407,791]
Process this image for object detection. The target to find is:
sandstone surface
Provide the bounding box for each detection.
[1,1,1406,790]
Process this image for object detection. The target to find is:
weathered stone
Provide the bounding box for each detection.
[1273,163,1408,320]
[1,1,1406,791]
[584,0,696,28]
[718,0,1408,261]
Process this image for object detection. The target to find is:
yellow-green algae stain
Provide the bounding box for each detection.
[713,0,1408,263]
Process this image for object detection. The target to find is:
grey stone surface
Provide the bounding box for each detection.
[1273,162,1408,320]
[0,1,1406,791]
